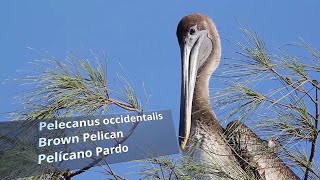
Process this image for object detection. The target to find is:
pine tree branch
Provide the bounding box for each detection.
[304,81,319,180]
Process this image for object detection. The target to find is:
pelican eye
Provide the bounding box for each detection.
[189,28,196,35]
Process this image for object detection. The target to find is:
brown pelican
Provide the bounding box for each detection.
[177,13,299,180]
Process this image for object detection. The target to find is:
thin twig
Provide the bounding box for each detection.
[304,81,319,180]
[106,98,140,112]
[99,164,126,180]
[270,67,317,104]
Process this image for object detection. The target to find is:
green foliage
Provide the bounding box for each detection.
[212,26,320,179]
[4,51,143,180]
[12,51,141,122]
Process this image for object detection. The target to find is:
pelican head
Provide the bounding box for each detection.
[176,13,221,151]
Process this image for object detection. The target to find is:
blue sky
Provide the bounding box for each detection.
[0,1,319,179]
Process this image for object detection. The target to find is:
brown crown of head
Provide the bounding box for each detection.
[176,13,219,46]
